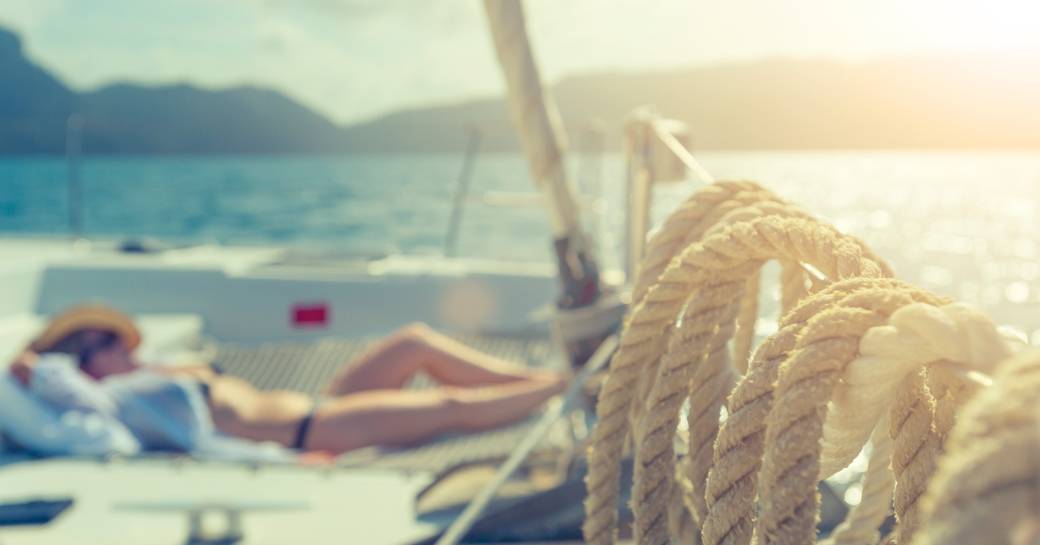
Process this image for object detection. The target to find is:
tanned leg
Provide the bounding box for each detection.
[304,378,567,453]
[324,323,556,396]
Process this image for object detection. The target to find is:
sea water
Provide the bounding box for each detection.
[1,151,1039,337]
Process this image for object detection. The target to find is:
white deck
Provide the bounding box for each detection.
[0,459,439,545]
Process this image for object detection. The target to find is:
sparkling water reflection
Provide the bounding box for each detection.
[1,152,1038,336]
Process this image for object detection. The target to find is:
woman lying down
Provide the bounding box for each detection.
[8,305,566,455]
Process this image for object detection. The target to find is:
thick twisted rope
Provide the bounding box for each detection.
[820,422,895,545]
[745,285,1020,545]
[628,185,787,418]
[702,278,912,545]
[628,184,785,439]
[582,178,1022,545]
[703,289,834,545]
[626,184,782,429]
[908,350,1040,545]
[581,179,1040,545]
[840,303,1017,544]
[754,285,944,545]
[585,177,891,545]
[820,302,1013,476]
[585,187,810,545]
[586,182,788,545]
[626,216,889,545]
[885,370,936,545]
[632,215,886,540]
[631,181,779,306]
[632,272,747,545]
[690,278,902,545]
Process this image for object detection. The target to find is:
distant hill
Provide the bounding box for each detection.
[345,55,1040,152]
[0,27,343,154]
[79,84,343,154]
[3,24,1040,154]
[0,27,77,153]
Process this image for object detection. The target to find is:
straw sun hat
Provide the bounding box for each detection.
[29,304,141,353]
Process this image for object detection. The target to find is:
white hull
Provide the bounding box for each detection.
[0,237,559,348]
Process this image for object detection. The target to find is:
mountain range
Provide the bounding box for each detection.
[3,25,1039,154]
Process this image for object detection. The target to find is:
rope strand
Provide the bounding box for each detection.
[584,178,1029,545]
[909,350,1040,545]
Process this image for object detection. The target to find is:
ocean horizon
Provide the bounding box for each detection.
[2,150,1039,335]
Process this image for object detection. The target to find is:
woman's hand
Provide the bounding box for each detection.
[9,350,39,385]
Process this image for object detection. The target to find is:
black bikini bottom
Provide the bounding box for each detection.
[292,410,316,450]
[200,361,316,451]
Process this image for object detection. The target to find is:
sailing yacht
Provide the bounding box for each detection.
[0,2,642,544]
[0,0,868,542]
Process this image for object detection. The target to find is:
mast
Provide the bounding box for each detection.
[66,113,84,240]
[482,0,603,318]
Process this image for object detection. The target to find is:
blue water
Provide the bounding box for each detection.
[3,152,1040,334]
[0,154,581,261]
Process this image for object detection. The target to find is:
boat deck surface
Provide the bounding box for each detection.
[0,333,579,545]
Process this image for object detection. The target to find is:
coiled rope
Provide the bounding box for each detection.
[584,180,890,545]
[586,181,789,545]
[908,349,1040,545]
[703,278,940,545]
[583,179,1031,545]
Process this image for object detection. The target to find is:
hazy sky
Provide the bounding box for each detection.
[4,0,1039,124]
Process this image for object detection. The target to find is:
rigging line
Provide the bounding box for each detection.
[651,119,715,186]
[435,334,620,545]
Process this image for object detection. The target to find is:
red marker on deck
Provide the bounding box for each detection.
[292,303,329,328]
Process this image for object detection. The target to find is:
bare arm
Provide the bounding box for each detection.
[9,349,39,385]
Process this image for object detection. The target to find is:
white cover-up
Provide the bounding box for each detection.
[2,354,293,462]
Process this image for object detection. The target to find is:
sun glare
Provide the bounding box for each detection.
[936,0,1040,51]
